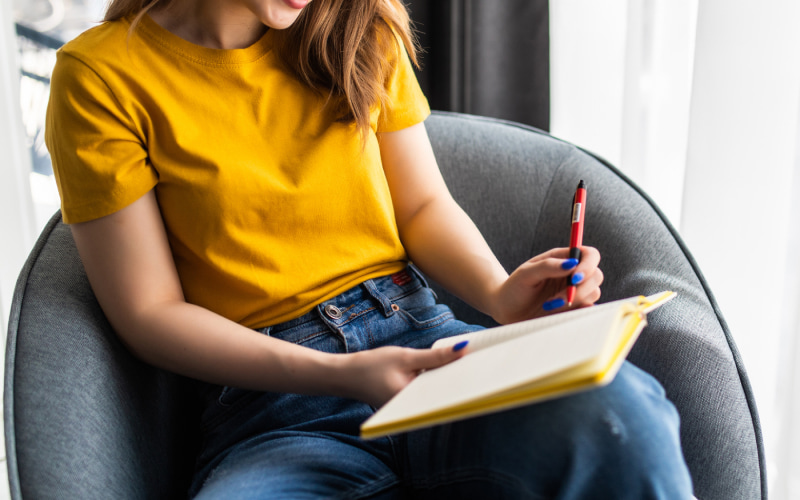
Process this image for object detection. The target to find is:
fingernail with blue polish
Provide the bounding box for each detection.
[543,298,566,311]
[561,258,579,270]
[453,340,469,352]
[571,272,584,285]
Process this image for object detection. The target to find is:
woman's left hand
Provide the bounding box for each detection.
[487,246,603,325]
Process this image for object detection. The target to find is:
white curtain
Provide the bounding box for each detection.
[0,1,37,334]
[551,0,800,498]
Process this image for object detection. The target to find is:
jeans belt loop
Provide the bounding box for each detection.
[361,279,395,317]
[407,263,430,288]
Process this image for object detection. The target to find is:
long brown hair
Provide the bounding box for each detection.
[104,0,419,140]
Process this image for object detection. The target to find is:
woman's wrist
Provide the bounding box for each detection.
[481,274,511,324]
[304,350,358,399]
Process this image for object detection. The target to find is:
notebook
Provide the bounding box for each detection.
[360,291,675,439]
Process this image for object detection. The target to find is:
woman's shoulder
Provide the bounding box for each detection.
[58,18,132,67]
[53,16,166,96]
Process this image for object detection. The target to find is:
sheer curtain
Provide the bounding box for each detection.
[551,0,800,498]
[0,1,36,334]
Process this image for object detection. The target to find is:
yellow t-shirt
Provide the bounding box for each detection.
[46,15,431,328]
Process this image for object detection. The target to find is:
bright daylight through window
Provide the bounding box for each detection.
[13,0,103,229]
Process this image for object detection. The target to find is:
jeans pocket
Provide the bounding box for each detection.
[217,386,258,407]
[393,286,456,330]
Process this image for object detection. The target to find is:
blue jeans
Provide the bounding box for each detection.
[190,266,693,499]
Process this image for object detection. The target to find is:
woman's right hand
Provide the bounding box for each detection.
[335,345,467,408]
[485,246,603,325]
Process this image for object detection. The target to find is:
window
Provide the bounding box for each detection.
[13,0,103,228]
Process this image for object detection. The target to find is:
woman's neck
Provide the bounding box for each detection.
[148,0,267,50]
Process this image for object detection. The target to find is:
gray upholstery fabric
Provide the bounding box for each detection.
[4,111,765,499]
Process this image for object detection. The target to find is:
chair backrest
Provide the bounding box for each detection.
[5,111,765,500]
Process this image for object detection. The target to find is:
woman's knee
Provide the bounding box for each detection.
[490,362,692,497]
[555,362,693,498]
[406,362,693,498]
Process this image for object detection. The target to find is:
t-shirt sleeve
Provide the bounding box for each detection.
[46,50,157,224]
[375,33,431,133]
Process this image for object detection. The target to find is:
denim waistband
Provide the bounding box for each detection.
[257,264,430,338]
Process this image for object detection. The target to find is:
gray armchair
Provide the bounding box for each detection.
[4,111,765,499]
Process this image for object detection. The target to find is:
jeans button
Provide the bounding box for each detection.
[324,304,342,319]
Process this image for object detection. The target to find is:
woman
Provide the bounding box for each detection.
[45,0,693,497]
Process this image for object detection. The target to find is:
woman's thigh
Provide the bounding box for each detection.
[399,361,693,500]
[194,432,403,500]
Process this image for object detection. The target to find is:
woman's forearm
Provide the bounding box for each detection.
[118,299,343,395]
[379,122,600,326]
[377,123,509,319]
[115,298,463,407]
[69,191,353,399]
[398,195,509,319]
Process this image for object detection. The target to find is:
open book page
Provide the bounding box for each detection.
[364,303,627,433]
[388,309,648,435]
[431,294,649,353]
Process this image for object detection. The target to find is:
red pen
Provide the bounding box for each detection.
[567,180,587,306]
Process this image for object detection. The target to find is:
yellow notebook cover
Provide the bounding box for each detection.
[360,291,675,439]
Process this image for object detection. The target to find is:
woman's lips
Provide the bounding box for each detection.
[282,0,311,10]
